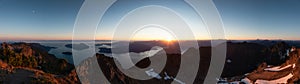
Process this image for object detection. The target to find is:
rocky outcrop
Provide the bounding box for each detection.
[0,42,74,75]
[0,42,79,83]
[240,48,300,83]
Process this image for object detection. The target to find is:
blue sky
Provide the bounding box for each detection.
[0,0,83,40]
[0,0,299,40]
[214,0,300,40]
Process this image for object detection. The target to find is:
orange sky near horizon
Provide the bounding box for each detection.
[1,35,300,41]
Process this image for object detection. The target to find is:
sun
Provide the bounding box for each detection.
[165,36,174,42]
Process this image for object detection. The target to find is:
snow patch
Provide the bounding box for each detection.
[144,70,185,84]
[255,73,293,84]
[164,72,171,80]
[264,64,292,71]
[173,78,185,84]
[226,59,232,63]
[241,78,252,84]
[293,64,296,68]
[145,69,162,79]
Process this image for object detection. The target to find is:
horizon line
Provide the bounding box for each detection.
[1,39,300,41]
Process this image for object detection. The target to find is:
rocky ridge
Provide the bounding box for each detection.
[0,42,79,83]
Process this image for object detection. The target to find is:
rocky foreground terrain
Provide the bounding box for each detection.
[0,42,79,83]
[78,41,300,84]
[220,42,300,83]
[0,41,299,84]
[239,48,300,83]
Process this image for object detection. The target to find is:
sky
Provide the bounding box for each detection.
[0,0,299,40]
